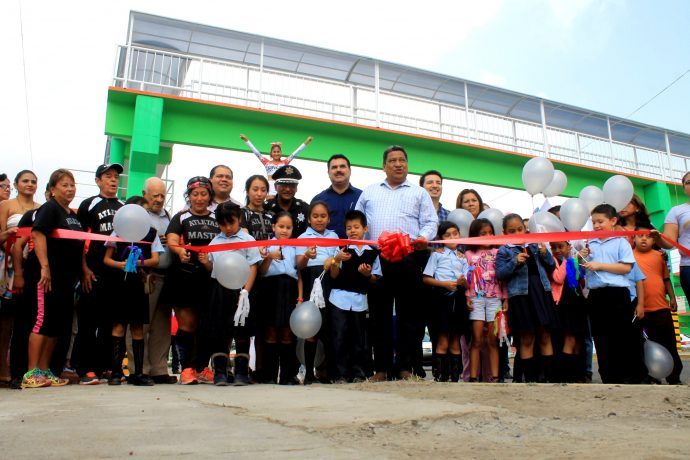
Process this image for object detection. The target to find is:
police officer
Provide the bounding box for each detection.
[264,165,310,238]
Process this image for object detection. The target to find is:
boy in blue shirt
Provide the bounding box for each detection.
[326,210,381,383]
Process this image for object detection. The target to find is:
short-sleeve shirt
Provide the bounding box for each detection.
[77,195,124,273]
[464,248,503,298]
[263,240,298,280]
[166,210,220,268]
[585,237,636,289]
[241,208,275,241]
[25,200,85,279]
[208,230,262,280]
[634,249,671,312]
[295,227,339,267]
[665,203,690,266]
[626,263,647,301]
[423,247,469,295]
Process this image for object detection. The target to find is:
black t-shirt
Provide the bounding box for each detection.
[165,210,219,268]
[241,208,274,241]
[18,209,38,228]
[77,195,124,273]
[264,198,309,238]
[25,200,84,280]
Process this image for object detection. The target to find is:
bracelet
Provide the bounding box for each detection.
[297,297,303,303]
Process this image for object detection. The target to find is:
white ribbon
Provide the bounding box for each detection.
[234,289,250,326]
[309,270,327,309]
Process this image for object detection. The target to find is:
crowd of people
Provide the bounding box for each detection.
[0,143,685,389]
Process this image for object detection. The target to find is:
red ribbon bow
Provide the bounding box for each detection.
[378,231,413,262]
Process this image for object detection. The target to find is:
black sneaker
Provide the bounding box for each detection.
[108,375,122,386]
[214,372,229,386]
[233,373,250,386]
[130,374,154,386]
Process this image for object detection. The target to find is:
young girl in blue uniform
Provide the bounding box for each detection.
[496,214,557,382]
[258,211,301,385]
[103,196,164,386]
[201,202,262,386]
[422,221,469,382]
[581,204,637,383]
[295,201,339,383]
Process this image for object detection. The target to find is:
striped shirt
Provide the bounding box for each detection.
[355,179,438,241]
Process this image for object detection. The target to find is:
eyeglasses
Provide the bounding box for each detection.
[0,184,10,191]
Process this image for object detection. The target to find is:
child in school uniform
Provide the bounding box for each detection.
[295,201,339,384]
[422,221,469,382]
[258,211,302,385]
[581,204,639,384]
[464,218,506,383]
[496,214,558,383]
[325,210,381,383]
[103,196,164,386]
[549,240,588,382]
[634,228,683,384]
[201,202,262,386]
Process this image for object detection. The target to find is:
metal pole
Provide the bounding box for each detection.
[464,82,469,140]
[259,39,264,108]
[123,15,134,88]
[374,61,380,127]
[539,99,548,157]
[197,59,204,99]
[665,131,674,181]
[351,86,357,123]
[606,116,615,166]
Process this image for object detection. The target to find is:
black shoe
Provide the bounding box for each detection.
[303,373,317,385]
[151,374,178,384]
[214,372,230,386]
[108,376,122,386]
[130,374,154,386]
[233,373,250,386]
[279,376,300,386]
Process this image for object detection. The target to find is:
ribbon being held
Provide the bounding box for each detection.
[123,245,143,275]
[494,310,509,346]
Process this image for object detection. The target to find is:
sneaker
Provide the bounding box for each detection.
[197,367,215,384]
[179,368,199,385]
[129,374,155,386]
[79,371,101,385]
[233,373,250,386]
[43,370,69,387]
[108,375,122,386]
[21,369,51,389]
[60,368,80,385]
[214,372,230,386]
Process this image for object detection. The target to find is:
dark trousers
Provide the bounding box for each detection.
[370,254,425,375]
[588,287,643,384]
[330,305,368,380]
[73,279,112,376]
[9,296,31,379]
[641,309,684,383]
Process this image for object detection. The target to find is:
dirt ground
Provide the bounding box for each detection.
[2,380,689,459]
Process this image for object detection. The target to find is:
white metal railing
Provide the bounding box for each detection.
[112,44,687,182]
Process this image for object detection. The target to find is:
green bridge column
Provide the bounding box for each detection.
[127,95,164,198]
[108,137,129,199]
[643,181,673,230]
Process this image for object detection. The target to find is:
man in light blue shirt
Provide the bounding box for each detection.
[355,146,438,381]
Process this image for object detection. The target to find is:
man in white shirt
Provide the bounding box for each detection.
[356,146,438,381]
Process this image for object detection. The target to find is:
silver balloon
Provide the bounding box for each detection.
[290,301,322,339]
[113,204,150,242]
[579,186,604,212]
[560,198,590,231]
[603,175,634,212]
[529,211,565,233]
[447,208,474,237]
[477,208,505,235]
[643,339,674,380]
[542,170,568,197]
[522,157,555,196]
[295,339,325,367]
[215,252,251,290]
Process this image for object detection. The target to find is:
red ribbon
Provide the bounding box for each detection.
[12,227,690,259]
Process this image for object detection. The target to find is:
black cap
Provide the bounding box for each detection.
[95,163,124,178]
[273,165,302,184]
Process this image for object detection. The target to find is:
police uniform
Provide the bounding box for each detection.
[73,163,124,378]
[264,165,310,238]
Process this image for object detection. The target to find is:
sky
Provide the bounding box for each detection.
[1,0,689,215]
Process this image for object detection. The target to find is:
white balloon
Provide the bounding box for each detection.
[477,208,505,235]
[603,175,634,212]
[579,186,604,212]
[644,339,674,380]
[529,211,565,234]
[215,252,251,290]
[542,170,568,197]
[113,204,151,242]
[522,157,555,196]
[447,208,474,237]
[559,198,590,231]
[290,301,322,339]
